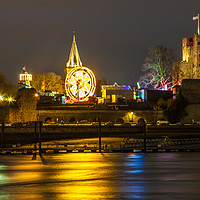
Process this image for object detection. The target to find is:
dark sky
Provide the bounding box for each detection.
[0,0,200,85]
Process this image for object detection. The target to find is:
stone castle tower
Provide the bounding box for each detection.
[64,33,82,79]
[173,33,200,85]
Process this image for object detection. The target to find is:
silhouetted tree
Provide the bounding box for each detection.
[0,72,17,96]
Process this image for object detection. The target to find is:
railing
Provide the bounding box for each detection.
[1,121,200,154]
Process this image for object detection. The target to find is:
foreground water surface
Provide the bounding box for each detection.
[0,153,200,200]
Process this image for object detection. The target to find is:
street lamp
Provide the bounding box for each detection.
[35,93,39,121]
[8,97,12,102]
[34,93,39,149]
[131,112,133,122]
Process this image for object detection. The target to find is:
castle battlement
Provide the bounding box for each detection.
[173,33,200,85]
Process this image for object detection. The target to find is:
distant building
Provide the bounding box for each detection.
[64,33,96,102]
[64,33,83,78]
[101,82,133,103]
[96,79,107,97]
[173,33,200,85]
[38,90,64,105]
[18,66,32,89]
[138,89,173,103]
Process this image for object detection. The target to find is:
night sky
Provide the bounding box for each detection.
[0,0,200,85]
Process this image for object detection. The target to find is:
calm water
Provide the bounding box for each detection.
[0,153,200,200]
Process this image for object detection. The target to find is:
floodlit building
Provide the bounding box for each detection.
[64,33,96,102]
[18,66,32,89]
[64,32,83,78]
[137,89,173,103]
[101,82,133,103]
[172,33,200,85]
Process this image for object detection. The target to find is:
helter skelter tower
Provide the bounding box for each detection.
[64,33,96,102]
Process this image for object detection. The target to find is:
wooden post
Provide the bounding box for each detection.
[34,121,37,149]
[1,122,4,148]
[143,122,146,153]
[98,120,101,153]
[138,118,147,152]
[39,121,42,155]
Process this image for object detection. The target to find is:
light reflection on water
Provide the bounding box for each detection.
[0,153,200,199]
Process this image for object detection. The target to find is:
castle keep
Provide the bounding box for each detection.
[173,33,200,85]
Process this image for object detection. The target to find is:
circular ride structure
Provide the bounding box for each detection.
[65,66,96,102]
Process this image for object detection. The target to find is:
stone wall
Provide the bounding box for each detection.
[1,88,164,124]
[182,104,200,123]
[38,109,163,124]
[179,79,200,123]
[6,88,37,123]
[181,79,200,104]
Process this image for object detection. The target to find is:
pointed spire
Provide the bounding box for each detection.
[66,31,82,68]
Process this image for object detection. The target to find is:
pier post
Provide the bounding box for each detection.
[98,120,101,153]
[39,121,42,155]
[1,122,5,148]
[34,121,37,149]
[138,118,147,152]
[143,122,146,153]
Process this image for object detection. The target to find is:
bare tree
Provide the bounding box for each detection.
[139,45,173,89]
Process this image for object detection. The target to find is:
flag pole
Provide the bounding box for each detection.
[198,14,199,35]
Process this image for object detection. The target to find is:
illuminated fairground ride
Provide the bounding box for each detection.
[65,66,96,102]
[64,33,96,102]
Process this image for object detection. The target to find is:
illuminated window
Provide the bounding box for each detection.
[19,74,32,81]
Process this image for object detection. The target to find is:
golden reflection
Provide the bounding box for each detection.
[9,171,41,183]
[50,182,117,199]
[0,153,124,200]
[44,153,119,199]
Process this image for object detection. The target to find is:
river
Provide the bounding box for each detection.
[0,153,200,200]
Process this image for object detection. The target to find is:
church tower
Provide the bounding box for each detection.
[64,32,82,78]
[64,32,96,102]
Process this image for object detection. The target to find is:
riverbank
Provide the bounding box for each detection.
[1,124,200,147]
[1,135,200,155]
